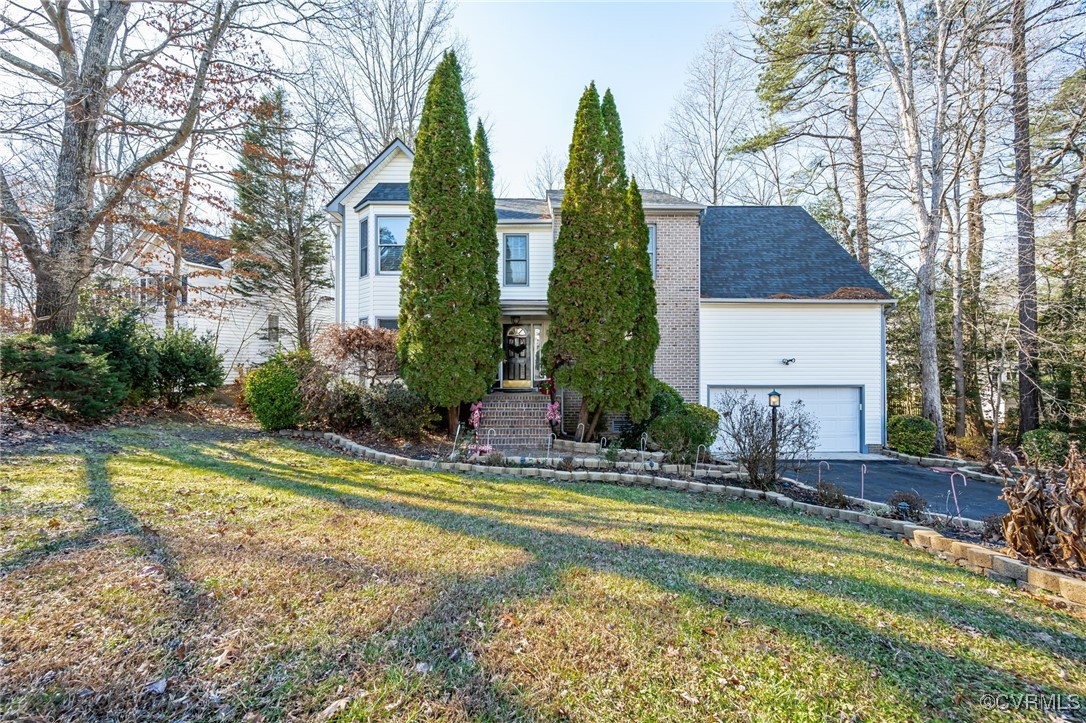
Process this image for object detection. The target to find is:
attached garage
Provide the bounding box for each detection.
[707,385,863,455]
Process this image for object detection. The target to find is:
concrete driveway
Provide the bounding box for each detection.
[788,458,1008,521]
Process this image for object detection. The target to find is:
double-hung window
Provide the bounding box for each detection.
[646,224,657,279]
[504,234,528,286]
[359,218,369,277]
[377,216,409,273]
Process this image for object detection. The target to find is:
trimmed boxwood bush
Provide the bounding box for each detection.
[647,402,719,464]
[360,382,435,440]
[1022,428,1070,468]
[0,334,126,420]
[244,353,305,430]
[887,415,936,457]
[153,327,225,408]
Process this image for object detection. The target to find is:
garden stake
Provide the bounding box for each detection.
[818,460,831,486]
[860,463,867,501]
[694,444,707,476]
[949,472,967,526]
[575,423,586,443]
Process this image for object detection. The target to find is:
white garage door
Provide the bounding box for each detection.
[708,386,862,455]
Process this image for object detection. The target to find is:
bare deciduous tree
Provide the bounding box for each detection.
[848,0,996,454]
[526,147,565,200]
[309,0,461,177]
[0,0,256,333]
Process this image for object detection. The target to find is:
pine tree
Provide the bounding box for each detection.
[398,52,500,432]
[231,88,330,350]
[543,82,622,436]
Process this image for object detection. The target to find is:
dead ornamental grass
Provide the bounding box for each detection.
[1,422,1085,722]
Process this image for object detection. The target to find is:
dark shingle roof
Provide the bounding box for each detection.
[353,183,550,222]
[700,206,890,300]
[354,182,409,209]
[495,198,550,222]
[546,188,703,211]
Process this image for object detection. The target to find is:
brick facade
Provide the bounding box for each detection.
[647,212,701,403]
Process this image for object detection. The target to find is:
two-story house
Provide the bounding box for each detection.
[326,140,894,454]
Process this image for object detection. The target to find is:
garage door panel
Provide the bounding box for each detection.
[708,386,861,455]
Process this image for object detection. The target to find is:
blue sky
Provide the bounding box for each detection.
[451,1,741,196]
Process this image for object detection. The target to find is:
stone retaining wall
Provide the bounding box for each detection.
[285,429,1086,615]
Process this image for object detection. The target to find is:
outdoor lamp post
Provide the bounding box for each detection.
[768,390,781,482]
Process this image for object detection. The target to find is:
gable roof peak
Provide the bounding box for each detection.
[325,138,414,214]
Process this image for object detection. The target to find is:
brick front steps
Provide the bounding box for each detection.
[477,392,553,449]
[283,429,1086,615]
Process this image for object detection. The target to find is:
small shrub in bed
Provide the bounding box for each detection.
[620,379,685,448]
[153,327,225,408]
[360,382,435,440]
[323,378,368,432]
[647,403,719,464]
[244,353,304,430]
[887,415,936,457]
[886,490,928,522]
[815,481,850,509]
[0,333,125,420]
[1021,428,1070,468]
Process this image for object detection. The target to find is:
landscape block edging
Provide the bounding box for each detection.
[281,429,1086,614]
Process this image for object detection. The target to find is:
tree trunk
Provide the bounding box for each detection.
[586,406,604,442]
[845,25,870,270]
[447,405,459,436]
[948,179,966,440]
[165,142,200,330]
[1011,0,1040,438]
[964,150,990,439]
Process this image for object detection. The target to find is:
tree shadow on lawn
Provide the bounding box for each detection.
[129,435,1086,716]
[212,441,964,578]
[3,443,546,722]
[209,439,1065,623]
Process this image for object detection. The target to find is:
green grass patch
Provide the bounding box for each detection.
[1,422,1084,721]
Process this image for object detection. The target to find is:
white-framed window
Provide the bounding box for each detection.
[647,224,656,279]
[179,274,189,305]
[377,216,409,273]
[376,317,399,331]
[139,276,162,307]
[267,314,280,344]
[360,218,369,277]
[504,233,528,285]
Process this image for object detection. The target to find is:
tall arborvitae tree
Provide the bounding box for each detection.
[544,83,618,435]
[600,89,656,427]
[231,88,330,350]
[472,120,503,400]
[620,177,660,422]
[398,52,501,432]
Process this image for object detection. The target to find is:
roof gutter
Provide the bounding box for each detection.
[699,297,896,305]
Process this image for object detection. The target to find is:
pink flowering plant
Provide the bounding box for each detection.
[546,401,561,424]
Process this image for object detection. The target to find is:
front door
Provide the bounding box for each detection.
[502,324,531,388]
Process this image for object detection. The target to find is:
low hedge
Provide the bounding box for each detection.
[887,415,936,457]
[1021,428,1070,468]
[648,403,719,464]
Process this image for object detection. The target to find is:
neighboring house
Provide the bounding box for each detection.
[326,140,893,453]
[112,227,331,381]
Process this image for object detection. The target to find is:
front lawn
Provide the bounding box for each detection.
[2,423,1084,721]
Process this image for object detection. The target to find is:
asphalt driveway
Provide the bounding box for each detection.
[788,458,1008,521]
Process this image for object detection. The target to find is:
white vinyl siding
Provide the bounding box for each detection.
[699,302,887,450]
